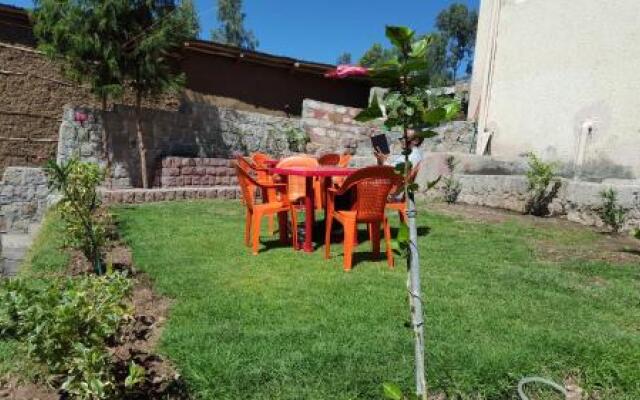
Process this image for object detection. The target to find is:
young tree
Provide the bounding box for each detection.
[34,0,198,188]
[351,27,460,399]
[33,0,129,173]
[336,52,352,65]
[123,0,198,188]
[435,3,478,81]
[211,0,258,50]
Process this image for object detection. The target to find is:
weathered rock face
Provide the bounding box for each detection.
[0,167,49,233]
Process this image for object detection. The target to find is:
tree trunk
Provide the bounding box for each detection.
[100,95,113,188]
[407,191,427,399]
[135,92,149,188]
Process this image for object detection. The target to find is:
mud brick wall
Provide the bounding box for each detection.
[0,44,99,175]
[154,157,238,188]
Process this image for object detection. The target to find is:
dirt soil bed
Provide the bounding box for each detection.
[1,245,186,399]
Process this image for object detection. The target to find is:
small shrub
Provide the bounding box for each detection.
[0,273,135,399]
[597,188,627,233]
[45,159,109,274]
[442,155,462,204]
[284,127,309,152]
[525,152,559,216]
[633,228,640,240]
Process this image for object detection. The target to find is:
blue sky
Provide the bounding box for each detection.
[7,0,479,65]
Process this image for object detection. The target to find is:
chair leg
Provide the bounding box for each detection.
[324,213,333,259]
[244,210,252,247]
[384,218,394,268]
[399,210,406,224]
[370,222,381,257]
[277,211,288,244]
[267,215,275,235]
[343,219,356,271]
[251,211,262,255]
[290,206,299,251]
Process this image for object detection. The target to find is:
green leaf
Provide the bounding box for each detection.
[426,175,442,191]
[414,130,439,139]
[422,107,446,125]
[409,38,428,59]
[385,26,414,50]
[355,95,383,122]
[383,382,403,400]
[443,101,461,120]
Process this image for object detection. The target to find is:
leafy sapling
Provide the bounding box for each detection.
[442,155,462,204]
[597,188,627,233]
[347,26,460,399]
[45,159,109,274]
[525,152,559,216]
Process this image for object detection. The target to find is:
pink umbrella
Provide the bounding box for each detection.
[324,65,369,79]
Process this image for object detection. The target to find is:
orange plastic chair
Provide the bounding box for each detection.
[250,152,279,233]
[275,156,320,248]
[338,154,352,168]
[325,166,402,271]
[386,162,422,223]
[318,153,341,166]
[235,162,291,255]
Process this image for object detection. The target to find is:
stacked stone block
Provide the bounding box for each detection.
[154,157,238,188]
[0,167,49,233]
[100,186,240,204]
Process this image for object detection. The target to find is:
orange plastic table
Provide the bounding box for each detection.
[269,166,356,252]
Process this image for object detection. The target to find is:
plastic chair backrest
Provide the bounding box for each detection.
[235,162,260,211]
[318,153,341,166]
[236,155,255,174]
[338,154,352,168]
[336,166,403,222]
[251,152,270,168]
[276,155,319,202]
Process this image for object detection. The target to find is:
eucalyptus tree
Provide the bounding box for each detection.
[211,0,258,50]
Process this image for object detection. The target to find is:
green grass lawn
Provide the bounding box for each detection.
[107,200,640,399]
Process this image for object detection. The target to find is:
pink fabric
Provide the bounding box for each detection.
[324,65,370,78]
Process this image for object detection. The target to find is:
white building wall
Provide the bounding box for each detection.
[470,0,640,180]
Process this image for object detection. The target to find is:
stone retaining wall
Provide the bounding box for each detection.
[58,104,302,188]
[153,157,237,188]
[100,186,239,204]
[418,152,640,231]
[0,167,49,233]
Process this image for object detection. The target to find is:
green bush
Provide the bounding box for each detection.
[284,127,309,152]
[45,159,110,274]
[525,153,559,216]
[442,155,462,204]
[597,188,627,233]
[0,273,134,399]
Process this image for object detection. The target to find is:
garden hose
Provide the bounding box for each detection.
[517,377,568,400]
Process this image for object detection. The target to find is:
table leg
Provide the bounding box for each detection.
[303,176,315,252]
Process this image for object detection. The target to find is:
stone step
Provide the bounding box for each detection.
[100,186,241,204]
[1,232,34,277]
